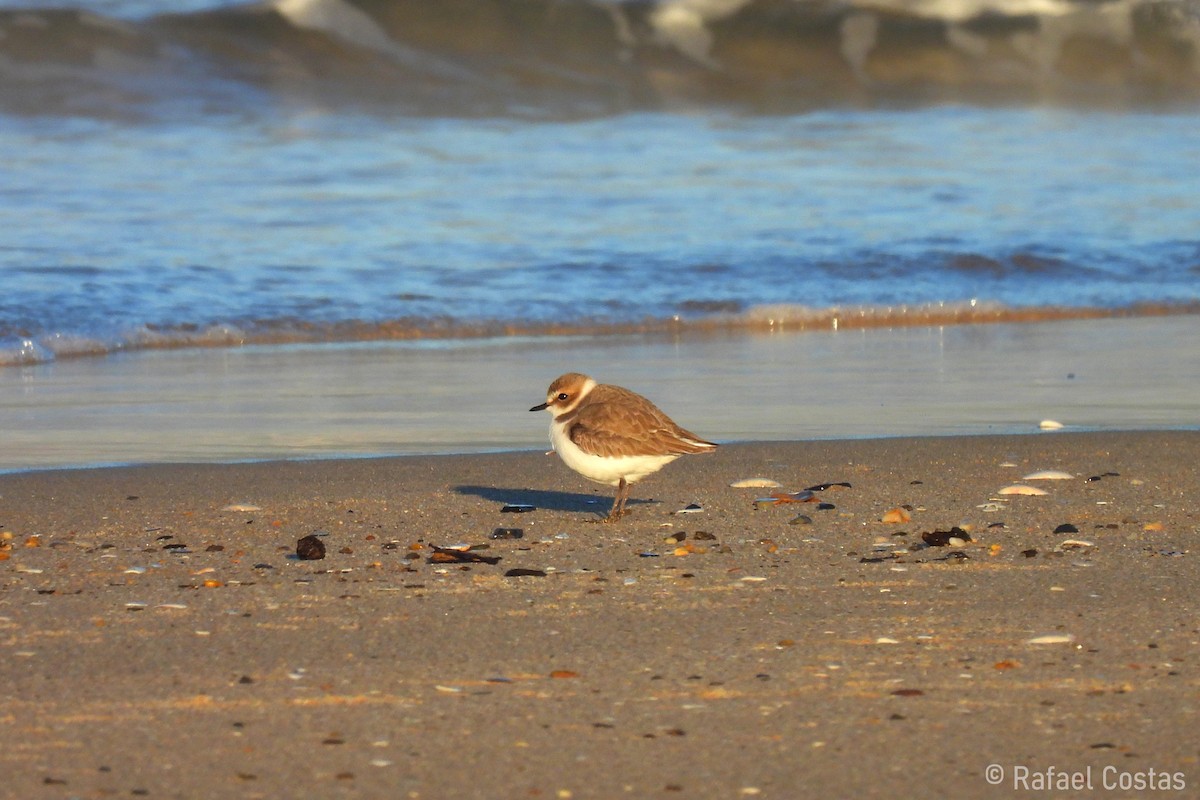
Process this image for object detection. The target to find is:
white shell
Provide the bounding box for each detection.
[1026,634,1075,645]
[1039,419,1064,430]
[1022,470,1074,480]
[222,503,262,512]
[730,478,782,488]
[997,484,1049,496]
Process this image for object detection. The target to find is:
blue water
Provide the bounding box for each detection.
[3,107,1198,364]
[2,0,1200,366]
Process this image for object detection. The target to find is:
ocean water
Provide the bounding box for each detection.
[1,0,1198,469]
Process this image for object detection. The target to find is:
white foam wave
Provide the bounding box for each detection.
[648,0,751,65]
[640,0,1200,89]
[271,0,481,80]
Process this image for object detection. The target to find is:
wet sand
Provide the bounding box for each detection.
[1,432,1198,798]
[4,313,1199,471]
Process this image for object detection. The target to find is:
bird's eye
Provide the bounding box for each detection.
[557,393,570,401]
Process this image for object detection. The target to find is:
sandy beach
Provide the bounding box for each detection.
[1,431,1197,798]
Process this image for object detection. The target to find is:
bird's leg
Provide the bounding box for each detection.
[604,477,629,523]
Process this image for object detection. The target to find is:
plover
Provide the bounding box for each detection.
[530,372,718,522]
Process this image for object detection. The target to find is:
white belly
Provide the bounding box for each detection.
[549,421,678,486]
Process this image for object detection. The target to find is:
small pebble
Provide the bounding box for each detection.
[296,535,326,561]
[504,568,547,578]
[490,528,524,540]
[921,528,972,547]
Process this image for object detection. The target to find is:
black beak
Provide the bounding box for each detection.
[529,402,548,412]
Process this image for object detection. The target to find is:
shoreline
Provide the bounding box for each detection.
[2,431,1197,797]
[8,301,1197,369]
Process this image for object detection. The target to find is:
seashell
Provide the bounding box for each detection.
[1022,470,1074,480]
[1059,539,1094,548]
[1026,634,1075,645]
[730,478,782,488]
[222,503,261,512]
[997,484,1048,496]
[881,507,911,524]
[1038,420,1064,430]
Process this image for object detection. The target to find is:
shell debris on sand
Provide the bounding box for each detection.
[1022,470,1075,480]
[997,484,1049,496]
[753,490,815,508]
[1039,419,1065,430]
[1059,539,1095,549]
[1026,633,1076,645]
[730,478,782,489]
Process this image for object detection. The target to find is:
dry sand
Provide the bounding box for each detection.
[1,432,1197,798]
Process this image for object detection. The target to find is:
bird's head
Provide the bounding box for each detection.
[529,372,595,414]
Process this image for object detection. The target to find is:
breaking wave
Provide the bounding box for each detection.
[2,0,1199,119]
